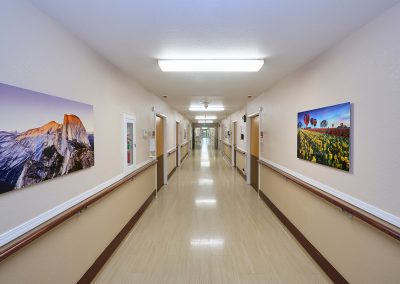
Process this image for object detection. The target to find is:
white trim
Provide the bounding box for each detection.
[0,158,155,247]
[259,157,400,228]
[248,112,259,118]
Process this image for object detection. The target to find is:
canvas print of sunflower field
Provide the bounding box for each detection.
[297,103,350,171]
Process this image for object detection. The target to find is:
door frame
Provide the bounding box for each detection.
[155,112,168,188]
[246,109,262,197]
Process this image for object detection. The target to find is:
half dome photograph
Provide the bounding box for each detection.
[0,83,94,194]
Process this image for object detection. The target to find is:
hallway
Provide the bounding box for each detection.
[94,144,329,283]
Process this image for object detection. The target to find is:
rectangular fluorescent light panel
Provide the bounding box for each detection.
[189,106,224,112]
[158,59,264,72]
[197,120,214,123]
[195,115,217,120]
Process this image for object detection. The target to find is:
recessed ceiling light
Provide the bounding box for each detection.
[158,59,264,72]
[195,115,217,120]
[197,120,214,123]
[189,106,224,112]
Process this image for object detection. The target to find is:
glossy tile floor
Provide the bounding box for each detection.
[94,140,330,283]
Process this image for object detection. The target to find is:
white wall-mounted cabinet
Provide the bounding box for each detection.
[122,114,136,174]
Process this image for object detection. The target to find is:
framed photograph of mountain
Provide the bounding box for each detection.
[297,102,350,171]
[0,83,94,194]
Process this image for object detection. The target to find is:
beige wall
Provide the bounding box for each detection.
[216,3,400,281]
[180,143,188,162]
[230,107,247,151]
[236,151,246,176]
[247,3,400,217]
[220,117,231,145]
[167,151,176,176]
[220,108,246,152]
[245,3,400,282]
[260,165,400,283]
[0,165,156,284]
[0,1,188,235]
[223,143,232,161]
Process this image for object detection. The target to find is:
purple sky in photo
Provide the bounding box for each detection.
[0,83,94,133]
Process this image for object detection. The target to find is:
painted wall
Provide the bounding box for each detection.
[223,143,232,161]
[220,107,246,150]
[247,3,400,218]
[0,164,156,284]
[0,0,188,241]
[230,107,247,151]
[243,3,400,282]
[236,151,246,177]
[167,152,176,176]
[220,117,231,145]
[260,164,400,283]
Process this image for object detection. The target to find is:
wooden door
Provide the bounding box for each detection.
[156,116,164,191]
[250,116,259,191]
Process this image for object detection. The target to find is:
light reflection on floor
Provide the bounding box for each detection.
[93,133,330,284]
[190,238,225,248]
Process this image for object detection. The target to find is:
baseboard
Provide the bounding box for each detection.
[78,189,156,283]
[180,152,189,164]
[236,166,246,180]
[258,190,348,284]
[168,167,177,180]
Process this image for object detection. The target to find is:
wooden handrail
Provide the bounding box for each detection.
[167,147,177,156]
[222,141,232,147]
[236,148,246,155]
[258,159,400,241]
[0,159,158,262]
[180,141,189,147]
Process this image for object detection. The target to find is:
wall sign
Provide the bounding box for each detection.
[297,102,351,171]
[0,83,94,194]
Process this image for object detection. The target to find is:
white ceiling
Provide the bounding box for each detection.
[32,0,398,121]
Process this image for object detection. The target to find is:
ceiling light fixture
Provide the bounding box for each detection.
[195,115,217,120]
[197,120,214,123]
[189,106,224,112]
[158,59,264,72]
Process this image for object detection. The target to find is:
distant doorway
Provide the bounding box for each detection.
[250,115,259,191]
